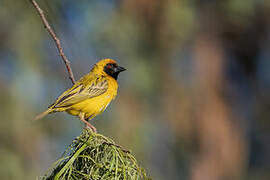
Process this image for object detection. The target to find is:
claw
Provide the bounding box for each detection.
[85,123,97,133]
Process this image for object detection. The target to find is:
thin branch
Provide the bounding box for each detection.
[30,0,76,84]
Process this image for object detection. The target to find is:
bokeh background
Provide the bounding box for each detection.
[1,0,270,179]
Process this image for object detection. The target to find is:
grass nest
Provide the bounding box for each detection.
[42,128,151,180]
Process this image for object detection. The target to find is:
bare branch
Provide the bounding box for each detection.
[30,0,76,84]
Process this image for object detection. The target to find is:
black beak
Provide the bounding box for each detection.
[115,66,126,73]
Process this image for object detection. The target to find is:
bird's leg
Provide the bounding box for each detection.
[79,112,97,133]
[86,120,97,133]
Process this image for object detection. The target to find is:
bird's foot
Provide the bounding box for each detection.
[79,112,97,133]
[84,122,97,133]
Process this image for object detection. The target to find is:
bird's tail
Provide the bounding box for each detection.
[33,109,52,121]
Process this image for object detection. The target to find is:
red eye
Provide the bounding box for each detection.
[107,63,115,69]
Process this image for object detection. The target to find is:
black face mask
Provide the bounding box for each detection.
[104,63,126,80]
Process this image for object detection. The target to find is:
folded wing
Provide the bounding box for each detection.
[50,77,108,109]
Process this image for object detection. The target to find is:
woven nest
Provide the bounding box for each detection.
[42,129,151,180]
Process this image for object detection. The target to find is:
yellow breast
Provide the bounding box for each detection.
[67,77,118,119]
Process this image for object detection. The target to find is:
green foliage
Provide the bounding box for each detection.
[41,129,151,180]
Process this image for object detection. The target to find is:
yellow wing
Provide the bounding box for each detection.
[50,76,108,109]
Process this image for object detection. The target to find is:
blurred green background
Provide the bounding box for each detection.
[1,0,270,179]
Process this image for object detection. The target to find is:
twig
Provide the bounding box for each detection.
[30,0,76,84]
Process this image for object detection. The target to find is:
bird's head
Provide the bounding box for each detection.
[92,59,126,80]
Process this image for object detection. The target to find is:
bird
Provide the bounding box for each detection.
[34,59,126,132]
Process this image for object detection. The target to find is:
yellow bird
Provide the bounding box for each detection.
[34,59,126,132]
